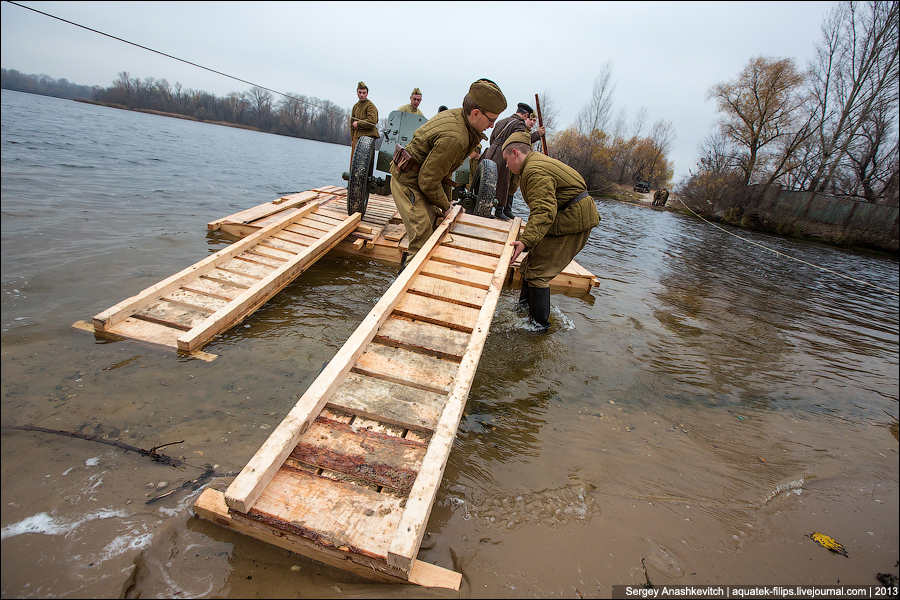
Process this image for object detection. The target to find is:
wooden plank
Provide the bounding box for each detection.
[134,299,209,331]
[290,417,426,493]
[431,246,499,273]
[71,320,217,361]
[180,277,238,301]
[177,213,360,352]
[420,260,492,289]
[387,217,522,573]
[456,212,512,232]
[193,489,456,587]
[219,257,272,279]
[327,372,445,432]
[252,466,402,559]
[258,238,302,255]
[352,342,457,394]
[296,217,334,232]
[207,190,318,230]
[273,230,315,247]
[392,292,480,333]
[285,223,328,238]
[240,250,286,268]
[407,275,487,309]
[449,222,509,243]
[94,201,319,330]
[442,233,504,257]
[163,288,229,313]
[305,212,346,226]
[381,223,407,242]
[375,316,470,361]
[224,207,463,514]
[252,243,296,260]
[204,269,256,288]
[247,207,307,229]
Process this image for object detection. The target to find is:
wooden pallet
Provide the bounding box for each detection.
[194,206,520,588]
[84,192,360,355]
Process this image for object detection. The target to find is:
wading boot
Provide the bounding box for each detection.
[398,251,409,275]
[527,285,551,332]
[517,280,530,313]
[503,204,515,220]
[493,205,510,221]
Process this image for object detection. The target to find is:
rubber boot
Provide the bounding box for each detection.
[527,286,551,332]
[494,205,510,221]
[503,201,515,220]
[517,279,530,313]
[398,251,409,275]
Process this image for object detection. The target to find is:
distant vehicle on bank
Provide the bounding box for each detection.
[633,180,650,193]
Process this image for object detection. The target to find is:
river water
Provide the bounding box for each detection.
[1,89,898,598]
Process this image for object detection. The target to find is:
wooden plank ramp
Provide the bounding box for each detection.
[83,191,360,356]
[194,206,520,588]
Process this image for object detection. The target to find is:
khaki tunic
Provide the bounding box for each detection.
[390,108,485,257]
[518,152,600,288]
[397,103,425,117]
[350,99,379,164]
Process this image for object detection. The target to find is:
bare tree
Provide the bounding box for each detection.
[576,62,616,137]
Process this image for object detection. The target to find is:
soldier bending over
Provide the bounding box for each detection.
[390,78,507,270]
[502,131,600,331]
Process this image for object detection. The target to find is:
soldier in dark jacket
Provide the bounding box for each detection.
[481,102,545,221]
[502,131,600,331]
[390,79,507,267]
[350,81,379,169]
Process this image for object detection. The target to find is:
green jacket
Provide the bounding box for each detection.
[397,103,425,117]
[519,152,600,249]
[393,108,485,210]
[351,99,379,140]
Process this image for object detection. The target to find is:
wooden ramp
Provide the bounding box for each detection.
[84,191,360,356]
[194,206,520,588]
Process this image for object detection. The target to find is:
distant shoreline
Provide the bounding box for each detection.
[70,97,349,146]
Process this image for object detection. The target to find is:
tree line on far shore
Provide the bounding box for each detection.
[1,68,351,146]
[681,1,898,206]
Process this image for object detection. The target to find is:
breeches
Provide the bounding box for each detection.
[522,229,592,288]
[390,177,440,258]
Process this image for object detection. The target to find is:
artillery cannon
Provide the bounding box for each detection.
[342,110,497,218]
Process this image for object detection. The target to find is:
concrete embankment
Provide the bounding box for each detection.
[680,185,899,253]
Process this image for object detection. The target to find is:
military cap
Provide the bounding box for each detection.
[466,78,507,115]
[516,102,534,115]
[357,81,368,90]
[411,87,422,96]
[502,131,533,152]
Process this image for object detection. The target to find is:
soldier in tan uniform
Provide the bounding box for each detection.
[390,79,507,269]
[502,131,600,331]
[397,87,425,117]
[350,81,379,169]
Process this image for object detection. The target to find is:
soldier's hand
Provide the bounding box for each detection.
[537,126,546,136]
[352,121,358,129]
[510,241,526,263]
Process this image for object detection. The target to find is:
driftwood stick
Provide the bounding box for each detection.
[8,424,186,468]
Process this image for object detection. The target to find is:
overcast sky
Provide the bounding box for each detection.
[2,1,837,181]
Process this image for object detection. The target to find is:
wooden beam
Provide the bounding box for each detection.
[387,216,522,573]
[224,206,463,514]
[93,201,321,331]
[207,190,318,230]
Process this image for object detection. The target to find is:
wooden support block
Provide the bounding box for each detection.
[353,238,365,251]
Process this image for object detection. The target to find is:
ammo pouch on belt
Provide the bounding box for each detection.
[558,190,590,212]
[392,144,417,172]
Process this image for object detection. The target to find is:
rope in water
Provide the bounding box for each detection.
[670,194,899,297]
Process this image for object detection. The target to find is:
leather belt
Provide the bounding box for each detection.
[558,190,590,212]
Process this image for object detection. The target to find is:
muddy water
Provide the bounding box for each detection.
[2,89,898,598]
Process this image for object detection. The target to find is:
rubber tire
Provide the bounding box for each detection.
[348,136,376,216]
[472,159,498,218]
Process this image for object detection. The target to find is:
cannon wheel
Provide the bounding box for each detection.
[472,159,498,218]
[348,136,376,216]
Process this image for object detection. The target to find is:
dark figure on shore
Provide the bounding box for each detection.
[652,188,670,207]
[350,81,379,170]
[481,102,545,221]
[502,131,600,331]
[390,79,507,269]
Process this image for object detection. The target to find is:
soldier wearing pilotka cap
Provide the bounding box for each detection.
[397,87,425,117]
[501,131,600,331]
[389,78,507,270]
[350,81,379,170]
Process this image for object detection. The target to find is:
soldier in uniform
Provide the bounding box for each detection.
[397,88,425,117]
[390,78,507,269]
[501,131,600,331]
[481,102,545,221]
[350,81,379,169]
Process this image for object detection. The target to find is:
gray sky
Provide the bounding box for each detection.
[1,1,837,182]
